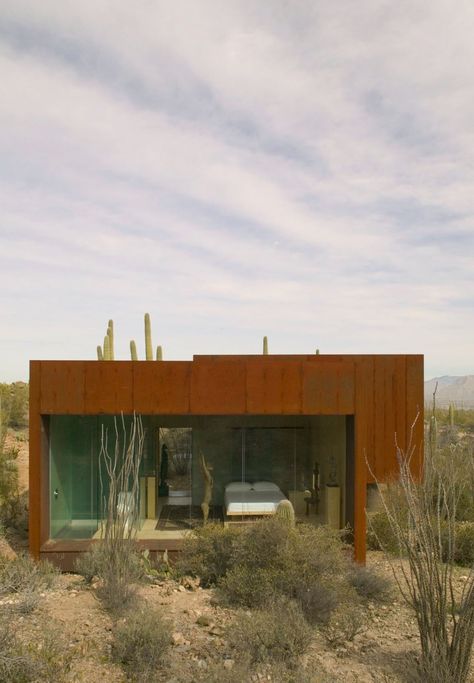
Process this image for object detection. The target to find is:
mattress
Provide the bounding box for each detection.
[225,488,287,515]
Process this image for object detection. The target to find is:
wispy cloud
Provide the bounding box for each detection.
[0,0,473,380]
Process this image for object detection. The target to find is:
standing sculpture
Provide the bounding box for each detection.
[158,443,169,496]
[199,451,213,524]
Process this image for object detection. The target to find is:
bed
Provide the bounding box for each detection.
[224,481,287,521]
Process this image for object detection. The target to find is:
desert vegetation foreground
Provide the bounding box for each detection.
[0,385,474,682]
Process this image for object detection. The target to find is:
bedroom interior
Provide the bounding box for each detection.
[48,413,353,542]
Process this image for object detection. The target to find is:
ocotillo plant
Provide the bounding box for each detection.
[156,345,163,361]
[130,340,138,361]
[263,336,268,355]
[145,313,153,360]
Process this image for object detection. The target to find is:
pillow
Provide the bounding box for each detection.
[252,481,280,492]
[225,481,252,492]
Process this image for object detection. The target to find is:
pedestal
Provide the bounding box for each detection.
[288,490,307,516]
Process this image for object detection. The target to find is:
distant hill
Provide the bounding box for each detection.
[424,375,474,408]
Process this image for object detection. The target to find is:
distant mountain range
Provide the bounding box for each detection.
[424,376,474,408]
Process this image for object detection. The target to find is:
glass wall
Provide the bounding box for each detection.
[49,414,349,541]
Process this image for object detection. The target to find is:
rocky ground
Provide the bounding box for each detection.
[2,549,462,683]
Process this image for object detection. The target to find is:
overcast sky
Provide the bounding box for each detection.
[1,1,473,383]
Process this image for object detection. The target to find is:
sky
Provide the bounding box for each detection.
[1,1,473,383]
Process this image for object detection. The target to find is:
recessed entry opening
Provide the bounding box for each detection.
[48,414,355,542]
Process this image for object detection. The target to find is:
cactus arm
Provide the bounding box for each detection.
[263,336,268,355]
[97,345,104,361]
[103,335,111,361]
[130,340,138,361]
[145,313,153,360]
[156,345,163,361]
[107,320,114,360]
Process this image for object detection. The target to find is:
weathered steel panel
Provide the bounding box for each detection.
[373,356,386,481]
[406,355,424,477]
[302,361,341,414]
[190,359,246,413]
[336,360,355,414]
[354,356,373,562]
[383,356,397,481]
[133,361,191,414]
[245,360,302,414]
[29,362,41,559]
[40,361,85,414]
[394,356,407,454]
[84,362,133,413]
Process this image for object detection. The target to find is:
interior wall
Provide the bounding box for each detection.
[309,416,347,524]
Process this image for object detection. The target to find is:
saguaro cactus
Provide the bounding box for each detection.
[448,403,455,428]
[130,340,138,361]
[145,313,153,360]
[103,335,111,361]
[107,320,115,360]
[263,336,268,355]
[156,345,163,361]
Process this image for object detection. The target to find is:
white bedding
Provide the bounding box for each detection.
[224,485,287,515]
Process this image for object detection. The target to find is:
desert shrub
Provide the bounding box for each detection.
[440,521,474,567]
[219,518,355,627]
[0,617,71,682]
[322,598,367,646]
[294,579,342,626]
[111,607,170,682]
[75,540,143,612]
[227,597,312,665]
[218,564,279,607]
[177,523,242,587]
[0,444,20,527]
[348,564,393,602]
[0,553,57,596]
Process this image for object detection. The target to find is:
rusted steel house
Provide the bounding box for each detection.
[29,354,424,570]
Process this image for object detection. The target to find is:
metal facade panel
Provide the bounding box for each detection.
[29,362,41,558]
[190,359,246,413]
[84,362,133,413]
[133,361,191,414]
[394,356,407,454]
[40,361,85,413]
[245,360,302,414]
[302,361,342,414]
[354,356,373,561]
[383,356,397,481]
[336,360,355,414]
[406,355,424,476]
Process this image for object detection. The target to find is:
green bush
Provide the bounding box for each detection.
[219,564,279,607]
[227,597,312,665]
[177,523,241,587]
[219,519,355,626]
[367,510,402,553]
[112,607,170,682]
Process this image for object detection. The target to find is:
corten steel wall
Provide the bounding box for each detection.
[29,354,424,566]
